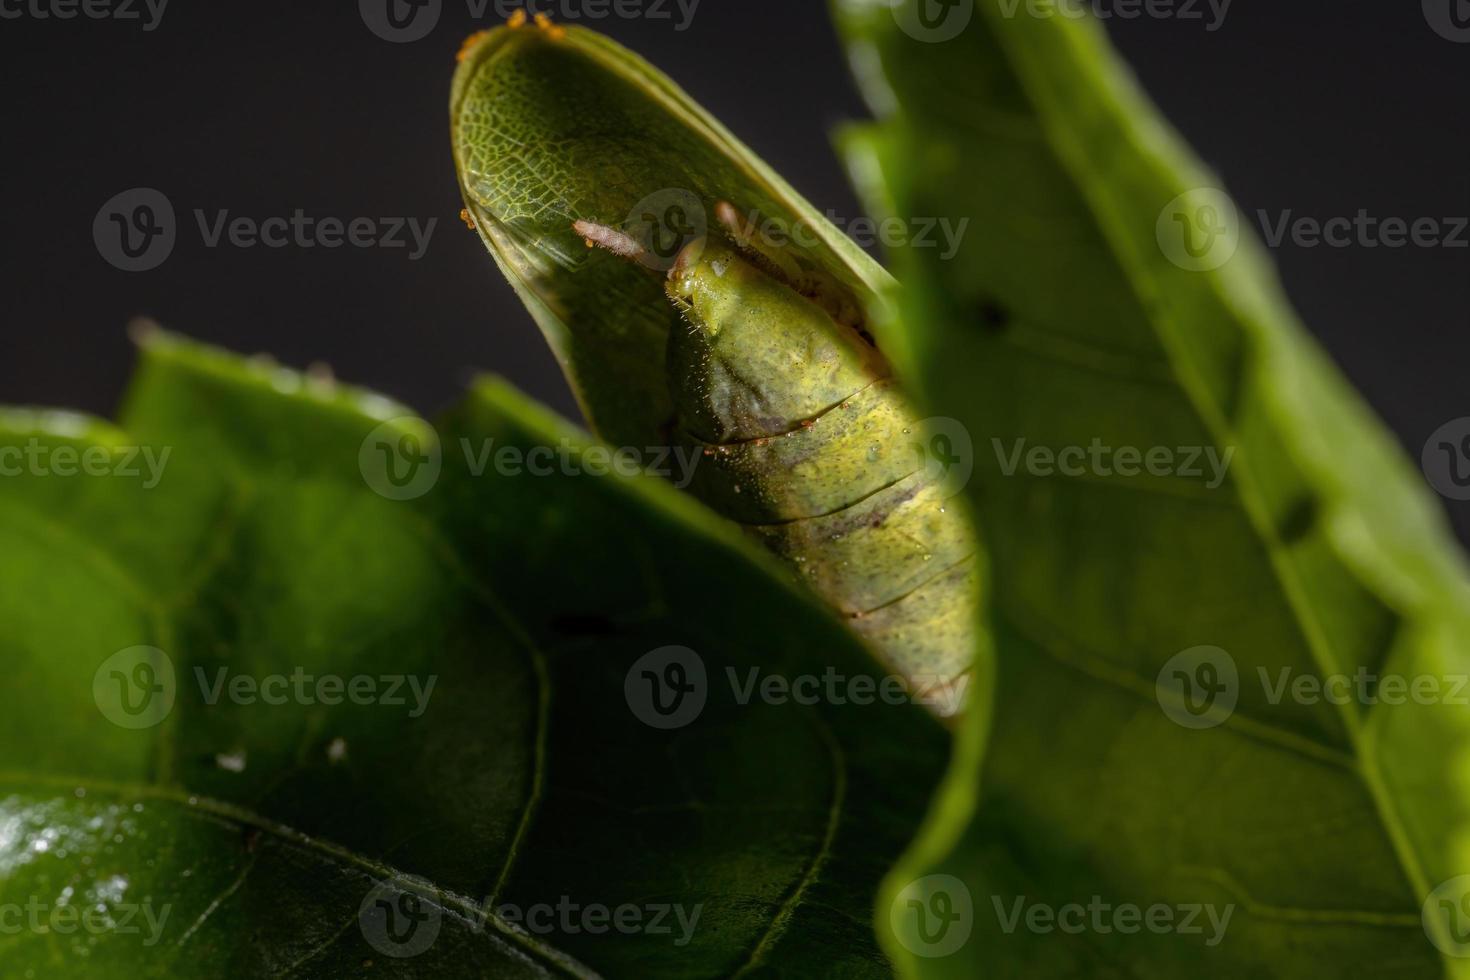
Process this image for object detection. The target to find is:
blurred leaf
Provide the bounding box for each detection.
[834,0,1470,976]
[0,333,947,977]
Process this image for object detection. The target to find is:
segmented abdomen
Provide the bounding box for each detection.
[672,351,977,716]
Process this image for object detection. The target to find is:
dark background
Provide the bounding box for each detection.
[1,1,1466,541]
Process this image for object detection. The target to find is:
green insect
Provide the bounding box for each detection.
[450,18,976,715]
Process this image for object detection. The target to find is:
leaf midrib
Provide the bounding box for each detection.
[0,771,600,979]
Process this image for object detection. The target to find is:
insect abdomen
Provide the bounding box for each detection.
[665,242,977,714]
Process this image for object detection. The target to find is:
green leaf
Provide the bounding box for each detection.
[450,22,895,448]
[834,1,1470,976]
[0,332,948,977]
